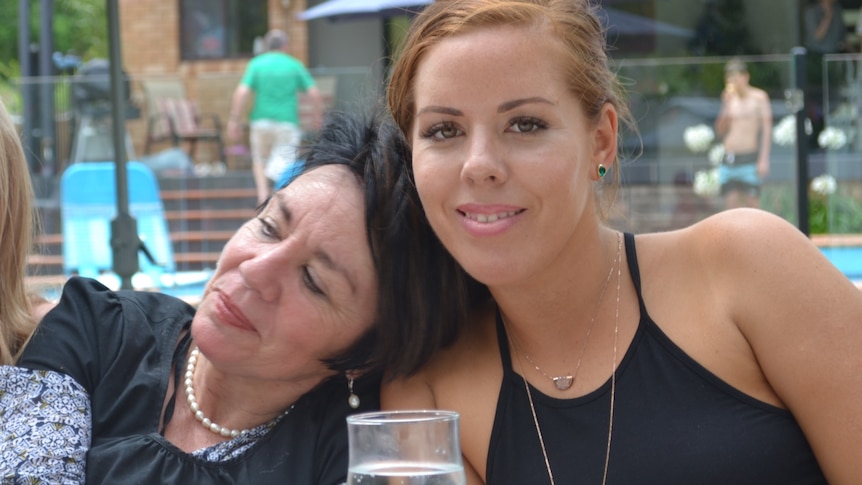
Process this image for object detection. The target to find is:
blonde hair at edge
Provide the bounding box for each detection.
[0,99,40,365]
[386,0,637,216]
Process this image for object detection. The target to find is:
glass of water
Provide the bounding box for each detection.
[346,410,466,485]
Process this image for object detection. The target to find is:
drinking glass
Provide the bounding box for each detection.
[346,410,466,485]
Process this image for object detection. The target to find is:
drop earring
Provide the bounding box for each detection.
[347,376,360,409]
[597,164,607,178]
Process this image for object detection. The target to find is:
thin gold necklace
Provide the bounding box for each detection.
[507,232,621,485]
[521,244,618,391]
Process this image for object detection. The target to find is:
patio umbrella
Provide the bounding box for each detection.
[298,1,692,39]
[106,0,139,289]
[297,0,432,21]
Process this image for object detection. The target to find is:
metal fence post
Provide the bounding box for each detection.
[791,47,810,236]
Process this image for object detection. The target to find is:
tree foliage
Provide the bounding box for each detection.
[0,0,108,80]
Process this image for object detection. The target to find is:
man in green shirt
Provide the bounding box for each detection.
[228,29,322,204]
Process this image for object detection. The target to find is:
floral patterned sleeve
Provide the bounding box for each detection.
[0,365,91,484]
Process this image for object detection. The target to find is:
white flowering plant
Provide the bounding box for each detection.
[683,124,723,198]
[810,174,837,196]
[693,168,720,198]
[773,114,814,147]
[817,127,848,151]
[683,124,715,153]
[707,143,725,166]
[763,177,862,234]
[807,174,862,234]
[772,115,796,147]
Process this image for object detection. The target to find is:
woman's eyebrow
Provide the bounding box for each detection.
[314,249,357,295]
[274,193,293,224]
[498,96,554,113]
[416,105,463,117]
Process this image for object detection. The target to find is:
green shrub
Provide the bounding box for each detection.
[761,182,862,234]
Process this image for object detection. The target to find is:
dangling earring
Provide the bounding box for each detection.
[597,164,607,178]
[347,376,360,409]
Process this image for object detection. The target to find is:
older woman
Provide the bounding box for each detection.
[10,110,466,483]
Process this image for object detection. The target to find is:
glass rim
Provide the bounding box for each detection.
[346,409,460,425]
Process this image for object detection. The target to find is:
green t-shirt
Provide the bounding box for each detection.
[241,51,315,124]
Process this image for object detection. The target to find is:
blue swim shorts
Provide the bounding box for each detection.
[718,153,761,196]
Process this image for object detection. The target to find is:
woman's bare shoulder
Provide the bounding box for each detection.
[381,301,500,409]
[639,208,806,264]
[633,208,821,322]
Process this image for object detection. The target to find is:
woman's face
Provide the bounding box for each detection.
[410,25,617,287]
[193,165,377,386]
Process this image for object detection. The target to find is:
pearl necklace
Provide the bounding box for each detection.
[185,347,293,438]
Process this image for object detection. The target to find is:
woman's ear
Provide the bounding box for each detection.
[592,103,619,171]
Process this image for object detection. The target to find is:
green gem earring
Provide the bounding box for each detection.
[597,164,607,178]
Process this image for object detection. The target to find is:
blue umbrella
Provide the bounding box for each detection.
[297,0,432,21]
[299,1,692,39]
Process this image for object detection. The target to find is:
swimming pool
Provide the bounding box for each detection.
[820,246,862,282]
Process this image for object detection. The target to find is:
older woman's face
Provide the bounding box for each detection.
[193,165,377,386]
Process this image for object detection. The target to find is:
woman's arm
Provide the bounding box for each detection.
[382,375,485,484]
[0,366,91,483]
[701,210,862,483]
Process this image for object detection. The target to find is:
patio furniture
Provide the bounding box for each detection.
[141,79,226,164]
[60,161,212,295]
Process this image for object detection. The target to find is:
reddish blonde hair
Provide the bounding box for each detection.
[0,99,40,364]
[386,0,634,204]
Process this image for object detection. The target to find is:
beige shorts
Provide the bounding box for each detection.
[250,120,302,181]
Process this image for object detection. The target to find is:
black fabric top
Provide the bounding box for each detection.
[18,277,381,484]
[486,233,826,484]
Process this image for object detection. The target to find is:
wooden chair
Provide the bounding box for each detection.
[141,79,226,163]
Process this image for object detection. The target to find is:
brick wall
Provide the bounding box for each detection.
[118,0,310,163]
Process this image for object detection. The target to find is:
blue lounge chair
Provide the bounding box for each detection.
[60,161,212,297]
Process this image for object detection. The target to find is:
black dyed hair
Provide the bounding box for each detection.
[289,109,486,377]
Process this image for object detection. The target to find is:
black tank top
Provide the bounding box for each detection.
[486,233,826,484]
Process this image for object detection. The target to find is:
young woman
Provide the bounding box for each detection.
[381,1,862,483]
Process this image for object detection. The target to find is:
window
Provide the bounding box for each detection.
[180,0,268,60]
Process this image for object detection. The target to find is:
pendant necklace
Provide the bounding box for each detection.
[520,246,618,391]
[505,231,622,485]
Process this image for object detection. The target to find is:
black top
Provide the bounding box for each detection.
[486,233,826,484]
[18,277,381,484]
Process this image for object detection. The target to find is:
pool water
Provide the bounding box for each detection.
[820,246,862,281]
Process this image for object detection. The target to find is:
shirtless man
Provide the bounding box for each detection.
[714,59,772,209]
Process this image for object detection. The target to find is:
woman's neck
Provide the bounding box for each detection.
[491,228,620,334]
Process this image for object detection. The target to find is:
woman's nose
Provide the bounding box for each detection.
[238,242,293,303]
[461,132,507,186]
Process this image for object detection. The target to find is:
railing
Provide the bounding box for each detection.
[13,56,862,293]
[611,53,861,239]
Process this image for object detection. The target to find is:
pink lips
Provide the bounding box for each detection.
[457,204,524,237]
[213,292,256,332]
